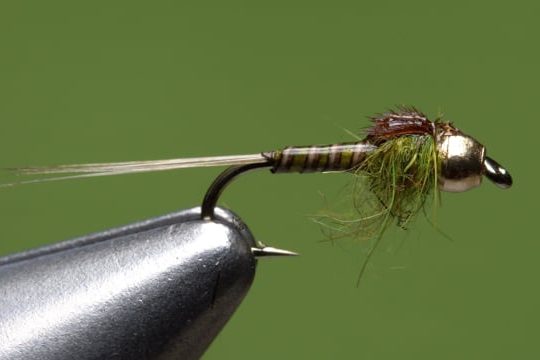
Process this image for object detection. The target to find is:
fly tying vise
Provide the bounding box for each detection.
[1,109,513,358]
[2,107,513,230]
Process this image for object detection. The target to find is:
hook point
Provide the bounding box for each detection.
[251,246,299,258]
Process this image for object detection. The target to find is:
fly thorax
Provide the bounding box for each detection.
[436,132,485,192]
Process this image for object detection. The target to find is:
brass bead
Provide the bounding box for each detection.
[437,133,485,192]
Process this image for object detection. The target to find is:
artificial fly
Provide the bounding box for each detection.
[1,106,513,281]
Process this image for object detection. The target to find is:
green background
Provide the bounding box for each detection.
[0,1,537,359]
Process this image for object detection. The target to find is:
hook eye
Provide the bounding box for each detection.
[483,156,512,189]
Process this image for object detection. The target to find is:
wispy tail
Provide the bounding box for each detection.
[1,153,269,188]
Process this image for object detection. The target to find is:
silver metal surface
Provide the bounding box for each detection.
[437,133,485,192]
[483,156,513,189]
[0,207,257,360]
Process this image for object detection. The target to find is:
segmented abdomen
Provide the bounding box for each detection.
[268,142,375,173]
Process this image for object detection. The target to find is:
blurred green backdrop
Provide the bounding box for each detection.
[0,1,538,359]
